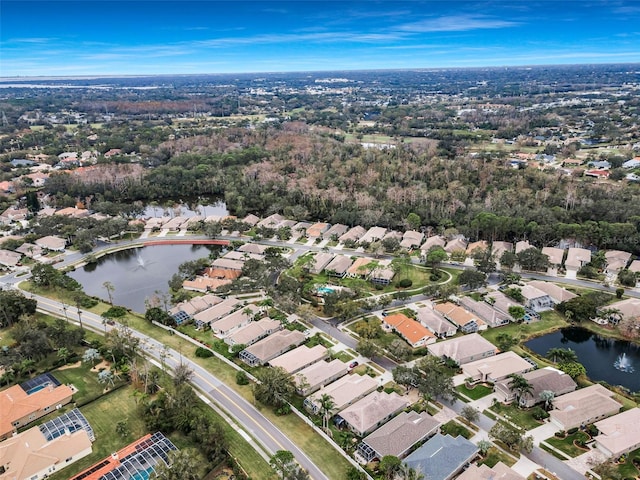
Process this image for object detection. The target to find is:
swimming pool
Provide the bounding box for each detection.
[131,467,155,480]
[316,286,336,295]
[26,384,48,395]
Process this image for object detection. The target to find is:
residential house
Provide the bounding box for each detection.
[597,297,640,323]
[461,352,533,383]
[443,238,468,257]
[382,313,436,347]
[0,249,22,268]
[494,367,578,407]
[225,318,282,347]
[356,411,440,462]
[415,305,457,338]
[292,221,312,238]
[304,374,378,415]
[16,242,43,260]
[420,235,446,254]
[403,433,479,480]
[622,158,640,169]
[492,241,514,260]
[0,413,93,480]
[400,230,424,249]
[239,330,306,366]
[426,333,497,366]
[335,391,410,437]
[594,408,640,458]
[211,257,244,271]
[520,284,555,312]
[466,240,489,255]
[182,276,231,292]
[358,226,387,244]
[210,304,260,337]
[257,213,285,229]
[306,222,330,239]
[294,359,348,396]
[0,207,28,224]
[69,432,177,480]
[541,246,565,274]
[565,247,592,277]
[242,214,261,226]
[238,243,268,255]
[347,257,376,278]
[485,291,522,319]
[193,298,241,329]
[339,226,367,244]
[325,255,353,278]
[35,235,66,252]
[223,250,262,261]
[526,281,577,304]
[322,223,348,240]
[382,230,403,243]
[604,250,632,275]
[23,171,49,187]
[457,462,525,480]
[54,207,90,218]
[269,345,328,374]
[434,302,483,333]
[0,374,74,441]
[515,240,532,254]
[369,265,395,286]
[458,296,510,328]
[549,384,622,430]
[629,259,640,275]
[169,293,222,325]
[309,252,334,274]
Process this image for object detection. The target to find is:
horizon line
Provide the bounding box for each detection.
[2,61,640,81]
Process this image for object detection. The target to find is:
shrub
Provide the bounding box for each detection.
[77,295,98,308]
[531,406,549,420]
[103,306,127,318]
[195,347,214,358]
[555,430,566,438]
[587,424,599,436]
[235,370,249,385]
[398,278,413,288]
[568,427,579,435]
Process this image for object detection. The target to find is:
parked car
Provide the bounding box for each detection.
[349,361,359,369]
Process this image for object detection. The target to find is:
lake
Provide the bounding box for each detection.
[68,244,221,313]
[525,327,640,392]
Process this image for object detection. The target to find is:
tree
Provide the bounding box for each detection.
[253,367,296,409]
[458,269,486,289]
[145,307,176,326]
[98,369,115,387]
[508,305,526,322]
[172,362,193,388]
[617,269,636,287]
[356,338,378,358]
[489,422,534,453]
[477,439,492,456]
[500,250,518,271]
[0,291,37,327]
[406,212,421,230]
[152,449,200,480]
[539,390,555,410]
[461,405,480,423]
[558,361,587,379]
[545,347,578,364]
[115,420,130,438]
[495,333,517,351]
[269,450,296,480]
[472,248,496,274]
[387,339,411,361]
[318,393,335,433]
[516,247,549,272]
[424,246,448,272]
[412,355,456,403]
[379,455,402,480]
[382,237,401,253]
[56,347,71,364]
[103,281,115,305]
[508,374,533,406]
[82,348,101,366]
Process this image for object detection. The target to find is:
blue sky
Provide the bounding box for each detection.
[1,1,640,76]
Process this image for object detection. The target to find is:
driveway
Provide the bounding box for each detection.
[529,422,560,446]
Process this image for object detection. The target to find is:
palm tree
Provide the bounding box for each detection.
[103,281,115,305]
[539,390,555,411]
[318,393,335,433]
[508,374,533,407]
[546,347,578,364]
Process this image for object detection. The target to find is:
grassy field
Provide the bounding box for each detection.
[456,383,493,400]
[488,403,543,431]
[440,420,473,439]
[52,361,116,405]
[478,446,518,468]
[544,431,591,458]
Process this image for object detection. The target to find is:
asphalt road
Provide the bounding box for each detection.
[31,293,329,480]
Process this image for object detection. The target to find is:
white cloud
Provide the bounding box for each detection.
[399,14,519,32]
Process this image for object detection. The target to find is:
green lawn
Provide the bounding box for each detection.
[440,420,473,439]
[456,383,493,400]
[489,403,543,431]
[52,361,116,405]
[545,431,591,458]
[617,447,640,478]
[481,311,568,347]
[478,446,517,468]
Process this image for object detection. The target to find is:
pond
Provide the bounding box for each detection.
[141,200,228,219]
[525,327,640,392]
[68,244,221,313]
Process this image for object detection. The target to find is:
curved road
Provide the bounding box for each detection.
[32,293,329,480]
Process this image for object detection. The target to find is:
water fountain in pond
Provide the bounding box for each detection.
[614,353,635,373]
[134,250,148,271]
